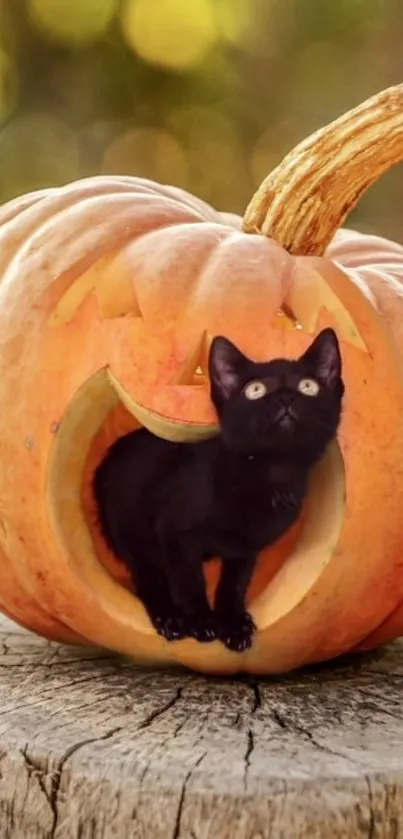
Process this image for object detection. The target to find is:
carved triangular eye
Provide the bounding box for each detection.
[281,272,367,351]
[48,255,143,326]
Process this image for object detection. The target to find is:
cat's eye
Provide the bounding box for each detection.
[243,381,267,400]
[298,377,320,397]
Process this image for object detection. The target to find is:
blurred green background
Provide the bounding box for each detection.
[0,0,402,238]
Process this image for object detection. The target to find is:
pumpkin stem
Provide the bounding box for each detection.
[242,84,403,255]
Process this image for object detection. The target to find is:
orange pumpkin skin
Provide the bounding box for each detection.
[0,175,403,674]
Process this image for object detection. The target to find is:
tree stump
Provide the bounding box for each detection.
[1,614,403,838]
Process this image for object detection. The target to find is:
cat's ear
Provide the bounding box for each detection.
[300,328,342,388]
[209,336,249,400]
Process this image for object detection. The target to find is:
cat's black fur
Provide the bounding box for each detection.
[93,328,344,652]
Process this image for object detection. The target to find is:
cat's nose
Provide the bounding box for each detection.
[276,395,298,422]
[277,404,297,419]
[278,392,296,408]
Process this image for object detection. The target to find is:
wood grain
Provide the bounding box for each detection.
[0,614,403,838]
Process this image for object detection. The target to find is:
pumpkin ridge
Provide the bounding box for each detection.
[48,221,230,329]
[119,222,234,328]
[177,228,243,320]
[0,196,212,331]
[0,191,49,228]
[0,184,150,280]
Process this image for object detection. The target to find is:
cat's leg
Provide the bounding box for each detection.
[161,533,217,643]
[135,570,187,642]
[214,554,257,652]
[121,536,187,642]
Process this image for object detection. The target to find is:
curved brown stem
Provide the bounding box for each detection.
[242,84,403,256]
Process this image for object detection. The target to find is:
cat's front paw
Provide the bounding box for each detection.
[153,611,186,642]
[183,611,217,643]
[217,610,256,652]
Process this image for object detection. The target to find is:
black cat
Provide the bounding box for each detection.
[93,328,344,652]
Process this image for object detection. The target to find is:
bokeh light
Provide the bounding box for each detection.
[0,114,79,201]
[28,0,119,46]
[121,0,218,70]
[216,0,292,56]
[0,48,18,120]
[250,125,292,188]
[168,107,251,210]
[215,0,253,46]
[102,127,188,187]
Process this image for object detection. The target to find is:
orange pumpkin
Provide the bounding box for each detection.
[0,85,403,674]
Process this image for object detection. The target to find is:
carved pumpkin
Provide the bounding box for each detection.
[0,85,403,674]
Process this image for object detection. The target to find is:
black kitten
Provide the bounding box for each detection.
[93,328,344,652]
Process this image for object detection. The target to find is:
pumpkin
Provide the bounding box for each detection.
[0,85,403,675]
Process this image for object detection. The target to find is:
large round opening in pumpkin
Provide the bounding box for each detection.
[47,360,346,637]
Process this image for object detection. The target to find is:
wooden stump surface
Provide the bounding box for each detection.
[0,614,403,838]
